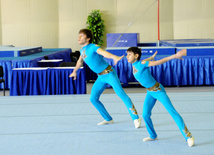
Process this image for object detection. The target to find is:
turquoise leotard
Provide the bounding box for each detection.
[79,44,139,121]
[132,60,192,140]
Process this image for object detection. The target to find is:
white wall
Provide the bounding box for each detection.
[160,0,173,40]
[0,0,213,49]
[58,0,117,50]
[1,0,58,48]
[116,0,157,42]
[173,0,214,39]
[0,1,2,45]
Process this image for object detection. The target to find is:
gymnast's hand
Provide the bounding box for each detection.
[69,71,77,80]
[113,55,124,65]
[151,51,157,61]
[175,49,187,60]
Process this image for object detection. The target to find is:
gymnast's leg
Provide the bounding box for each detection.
[90,76,113,125]
[154,85,194,147]
[142,93,158,141]
[105,69,140,128]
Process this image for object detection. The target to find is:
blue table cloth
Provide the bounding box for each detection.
[10,67,86,96]
[46,67,86,95]
[104,56,214,87]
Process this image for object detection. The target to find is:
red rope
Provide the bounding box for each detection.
[157,0,160,41]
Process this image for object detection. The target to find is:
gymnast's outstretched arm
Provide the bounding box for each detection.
[142,49,186,67]
[97,48,124,65]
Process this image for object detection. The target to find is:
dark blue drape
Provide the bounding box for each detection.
[46,68,86,95]
[103,56,214,86]
[10,68,86,96]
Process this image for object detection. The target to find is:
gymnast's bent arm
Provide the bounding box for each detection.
[97,48,124,65]
[142,51,157,61]
[69,55,84,80]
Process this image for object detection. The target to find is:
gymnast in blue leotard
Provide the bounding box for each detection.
[69,29,141,128]
[126,47,195,147]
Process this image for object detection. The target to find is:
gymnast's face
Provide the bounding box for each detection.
[126,51,138,63]
[78,33,90,46]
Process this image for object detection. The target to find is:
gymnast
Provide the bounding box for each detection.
[126,47,195,147]
[69,29,141,128]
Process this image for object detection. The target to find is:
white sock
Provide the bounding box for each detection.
[97,120,114,125]
[187,137,195,147]
[143,137,158,142]
[134,118,141,128]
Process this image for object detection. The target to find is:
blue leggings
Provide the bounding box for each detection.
[143,84,192,140]
[90,68,139,121]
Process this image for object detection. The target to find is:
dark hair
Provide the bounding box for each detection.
[127,47,141,60]
[79,29,93,43]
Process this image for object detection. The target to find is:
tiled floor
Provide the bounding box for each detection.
[0,91,213,154]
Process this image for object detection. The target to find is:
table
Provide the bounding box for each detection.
[10,67,86,96]
[0,48,72,89]
[37,59,63,67]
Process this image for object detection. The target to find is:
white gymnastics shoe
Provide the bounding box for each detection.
[134,118,141,128]
[187,137,195,147]
[97,120,114,125]
[143,137,158,142]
